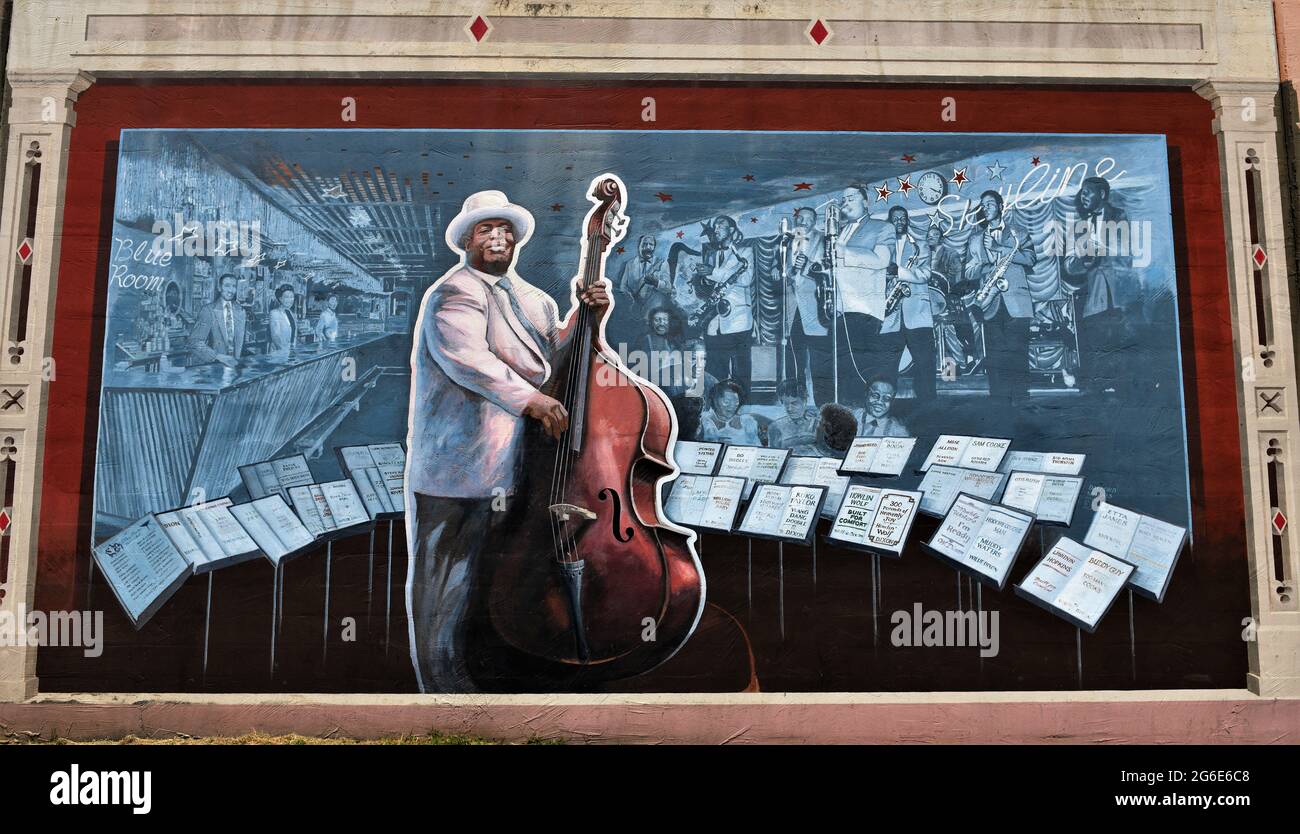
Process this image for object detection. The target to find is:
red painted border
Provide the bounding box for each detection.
[37,81,1242,618]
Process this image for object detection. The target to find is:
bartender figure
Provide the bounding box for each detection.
[315,293,340,342]
[188,272,247,368]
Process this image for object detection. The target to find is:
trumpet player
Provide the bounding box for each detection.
[784,206,834,406]
[963,190,1036,405]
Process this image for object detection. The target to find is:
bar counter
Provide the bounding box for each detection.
[94,332,403,530]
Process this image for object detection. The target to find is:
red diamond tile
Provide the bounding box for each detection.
[808,19,830,45]
[1253,244,1267,268]
[16,238,32,265]
[1273,508,1287,535]
[0,510,10,534]
[468,15,491,42]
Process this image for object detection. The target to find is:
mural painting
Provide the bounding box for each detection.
[86,129,1191,693]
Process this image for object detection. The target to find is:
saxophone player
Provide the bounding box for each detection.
[878,206,937,404]
[784,207,833,406]
[963,190,1036,405]
[698,215,754,387]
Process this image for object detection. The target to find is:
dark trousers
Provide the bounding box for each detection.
[706,331,751,390]
[1079,308,1125,394]
[838,312,884,404]
[785,313,835,406]
[406,493,499,694]
[983,307,1032,404]
[880,326,937,402]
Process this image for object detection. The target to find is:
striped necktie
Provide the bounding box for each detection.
[496,277,548,357]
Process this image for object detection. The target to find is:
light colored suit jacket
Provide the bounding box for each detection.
[705,244,754,336]
[835,218,890,320]
[268,307,296,354]
[188,299,246,365]
[407,264,572,498]
[783,228,826,337]
[963,218,1036,320]
[879,229,934,333]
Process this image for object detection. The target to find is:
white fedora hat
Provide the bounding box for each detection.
[445,189,534,252]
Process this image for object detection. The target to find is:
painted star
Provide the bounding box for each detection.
[950,167,969,189]
[986,160,1007,181]
[743,174,756,181]
[793,182,813,191]
[675,230,685,238]
[902,154,916,163]
[549,203,564,212]
[750,217,758,223]
[1031,156,1042,166]
[615,246,626,254]
[897,175,914,196]
[655,192,673,202]
[875,183,893,201]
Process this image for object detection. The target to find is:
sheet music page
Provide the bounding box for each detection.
[871,437,917,475]
[739,484,788,537]
[177,505,229,566]
[1053,550,1135,629]
[1034,475,1084,525]
[254,495,317,552]
[956,437,1011,472]
[339,445,378,472]
[271,455,315,490]
[321,480,370,528]
[1125,515,1186,597]
[93,517,190,625]
[289,486,327,538]
[230,502,288,563]
[154,510,205,567]
[841,438,881,473]
[309,485,338,531]
[776,486,822,540]
[964,506,1033,585]
[1018,536,1090,608]
[363,468,394,513]
[929,494,990,561]
[1085,502,1142,558]
[921,435,968,470]
[674,441,722,475]
[665,475,710,527]
[377,464,406,511]
[368,443,407,467]
[196,504,258,558]
[827,485,883,547]
[698,476,745,531]
[867,490,920,554]
[918,465,964,516]
[1001,472,1046,515]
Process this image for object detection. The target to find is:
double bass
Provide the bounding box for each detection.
[484,174,705,686]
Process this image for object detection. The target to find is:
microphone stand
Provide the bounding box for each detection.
[824,205,841,405]
[778,218,792,383]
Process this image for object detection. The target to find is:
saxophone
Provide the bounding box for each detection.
[883,240,919,317]
[974,229,1021,305]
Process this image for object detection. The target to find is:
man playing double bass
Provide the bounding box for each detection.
[405,189,609,694]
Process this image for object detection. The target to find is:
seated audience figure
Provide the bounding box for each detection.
[854,376,910,438]
[767,378,820,450]
[697,379,762,445]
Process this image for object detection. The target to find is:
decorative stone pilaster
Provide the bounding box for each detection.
[1196,79,1300,696]
[0,70,93,701]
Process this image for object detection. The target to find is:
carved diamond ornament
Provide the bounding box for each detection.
[16,237,33,265]
[1272,508,1287,535]
[467,15,492,43]
[808,19,831,45]
[1253,244,1267,268]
